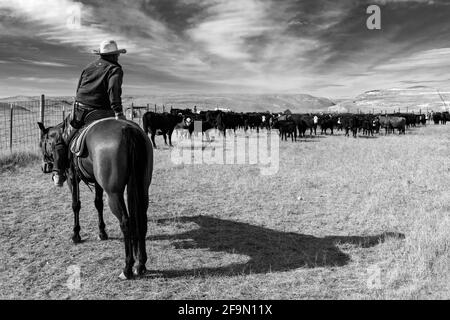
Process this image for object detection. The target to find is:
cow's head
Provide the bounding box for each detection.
[184,116,193,127]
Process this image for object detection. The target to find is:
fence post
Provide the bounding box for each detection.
[9,103,13,152]
[40,94,45,124]
[154,104,157,113]
[62,105,66,122]
[147,103,150,113]
[131,103,134,121]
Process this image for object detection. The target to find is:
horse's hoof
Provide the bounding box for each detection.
[118,272,128,280]
[133,265,147,276]
[98,232,109,241]
[119,271,133,280]
[72,234,82,244]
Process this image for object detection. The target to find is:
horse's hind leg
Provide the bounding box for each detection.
[134,192,149,276]
[95,183,108,240]
[108,193,134,279]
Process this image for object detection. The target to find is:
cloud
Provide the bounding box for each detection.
[18,58,72,67]
[186,0,276,61]
[7,76,77,83]
[1,0,450,98]
[0,0,136,51]
[373,48,450,71]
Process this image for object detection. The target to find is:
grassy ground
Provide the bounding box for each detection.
[0,124,449,299]
[0,151,40,173]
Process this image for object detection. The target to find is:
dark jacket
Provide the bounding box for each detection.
[75,57,123,114]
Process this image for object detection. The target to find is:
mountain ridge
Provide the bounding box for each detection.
[0,93,336,113]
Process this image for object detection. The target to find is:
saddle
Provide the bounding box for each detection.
[70,117,114,157]
[68,110,142,184]
[68,109,115,157]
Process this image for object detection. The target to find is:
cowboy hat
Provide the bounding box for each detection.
[92,40,127,55]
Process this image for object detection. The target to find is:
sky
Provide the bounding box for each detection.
[1,0,450,99]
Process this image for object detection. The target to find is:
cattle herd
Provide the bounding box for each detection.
[140,108,449,147]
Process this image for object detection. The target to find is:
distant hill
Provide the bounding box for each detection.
[0,94,335,113]
[335,87,450,114]
[3,87,447,114]
[0,102,31,112]
[122,93,335,113]
[0,96,37,102]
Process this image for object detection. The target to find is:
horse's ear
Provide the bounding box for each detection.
[37,122,46,132]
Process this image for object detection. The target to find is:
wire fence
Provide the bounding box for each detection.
[0,97,70,156]
[0,96,169,156]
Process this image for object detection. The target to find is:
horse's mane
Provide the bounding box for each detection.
[53,115,71,134]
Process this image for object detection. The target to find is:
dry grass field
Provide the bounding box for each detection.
[0,124,449,299]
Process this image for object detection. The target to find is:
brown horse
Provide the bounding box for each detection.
[37,118,153,280]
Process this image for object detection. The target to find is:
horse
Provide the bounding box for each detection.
[37,118,153,280]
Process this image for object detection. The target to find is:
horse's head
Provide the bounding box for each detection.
[37,122,61,173]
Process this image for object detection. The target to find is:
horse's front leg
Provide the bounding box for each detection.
[95,183,108,240]
[68,168,82,244]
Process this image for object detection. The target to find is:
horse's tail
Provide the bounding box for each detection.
[123,126,149,255]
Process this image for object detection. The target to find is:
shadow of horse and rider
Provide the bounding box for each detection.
[144,215,405,278]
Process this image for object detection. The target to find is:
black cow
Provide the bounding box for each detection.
[378,116,406,134]
[340,115,360,138]
[293,115,318,137]
[443,112,450,124]
[418,114,426,126]
[361,115,379,137]
[272,118,297,142]
[432,112,445,124]
[185,117,216,140]
[203,110,220,127]
[390,117,406,134]
[142,112,184,148]
[216,111,240,137]
[318,115,337,135]
[261,113,273,131]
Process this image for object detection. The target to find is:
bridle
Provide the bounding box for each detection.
[40,132,54,173]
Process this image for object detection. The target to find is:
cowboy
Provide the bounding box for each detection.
[52,40,127,187]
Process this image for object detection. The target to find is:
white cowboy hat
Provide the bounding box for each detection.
[92,40,127,55]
